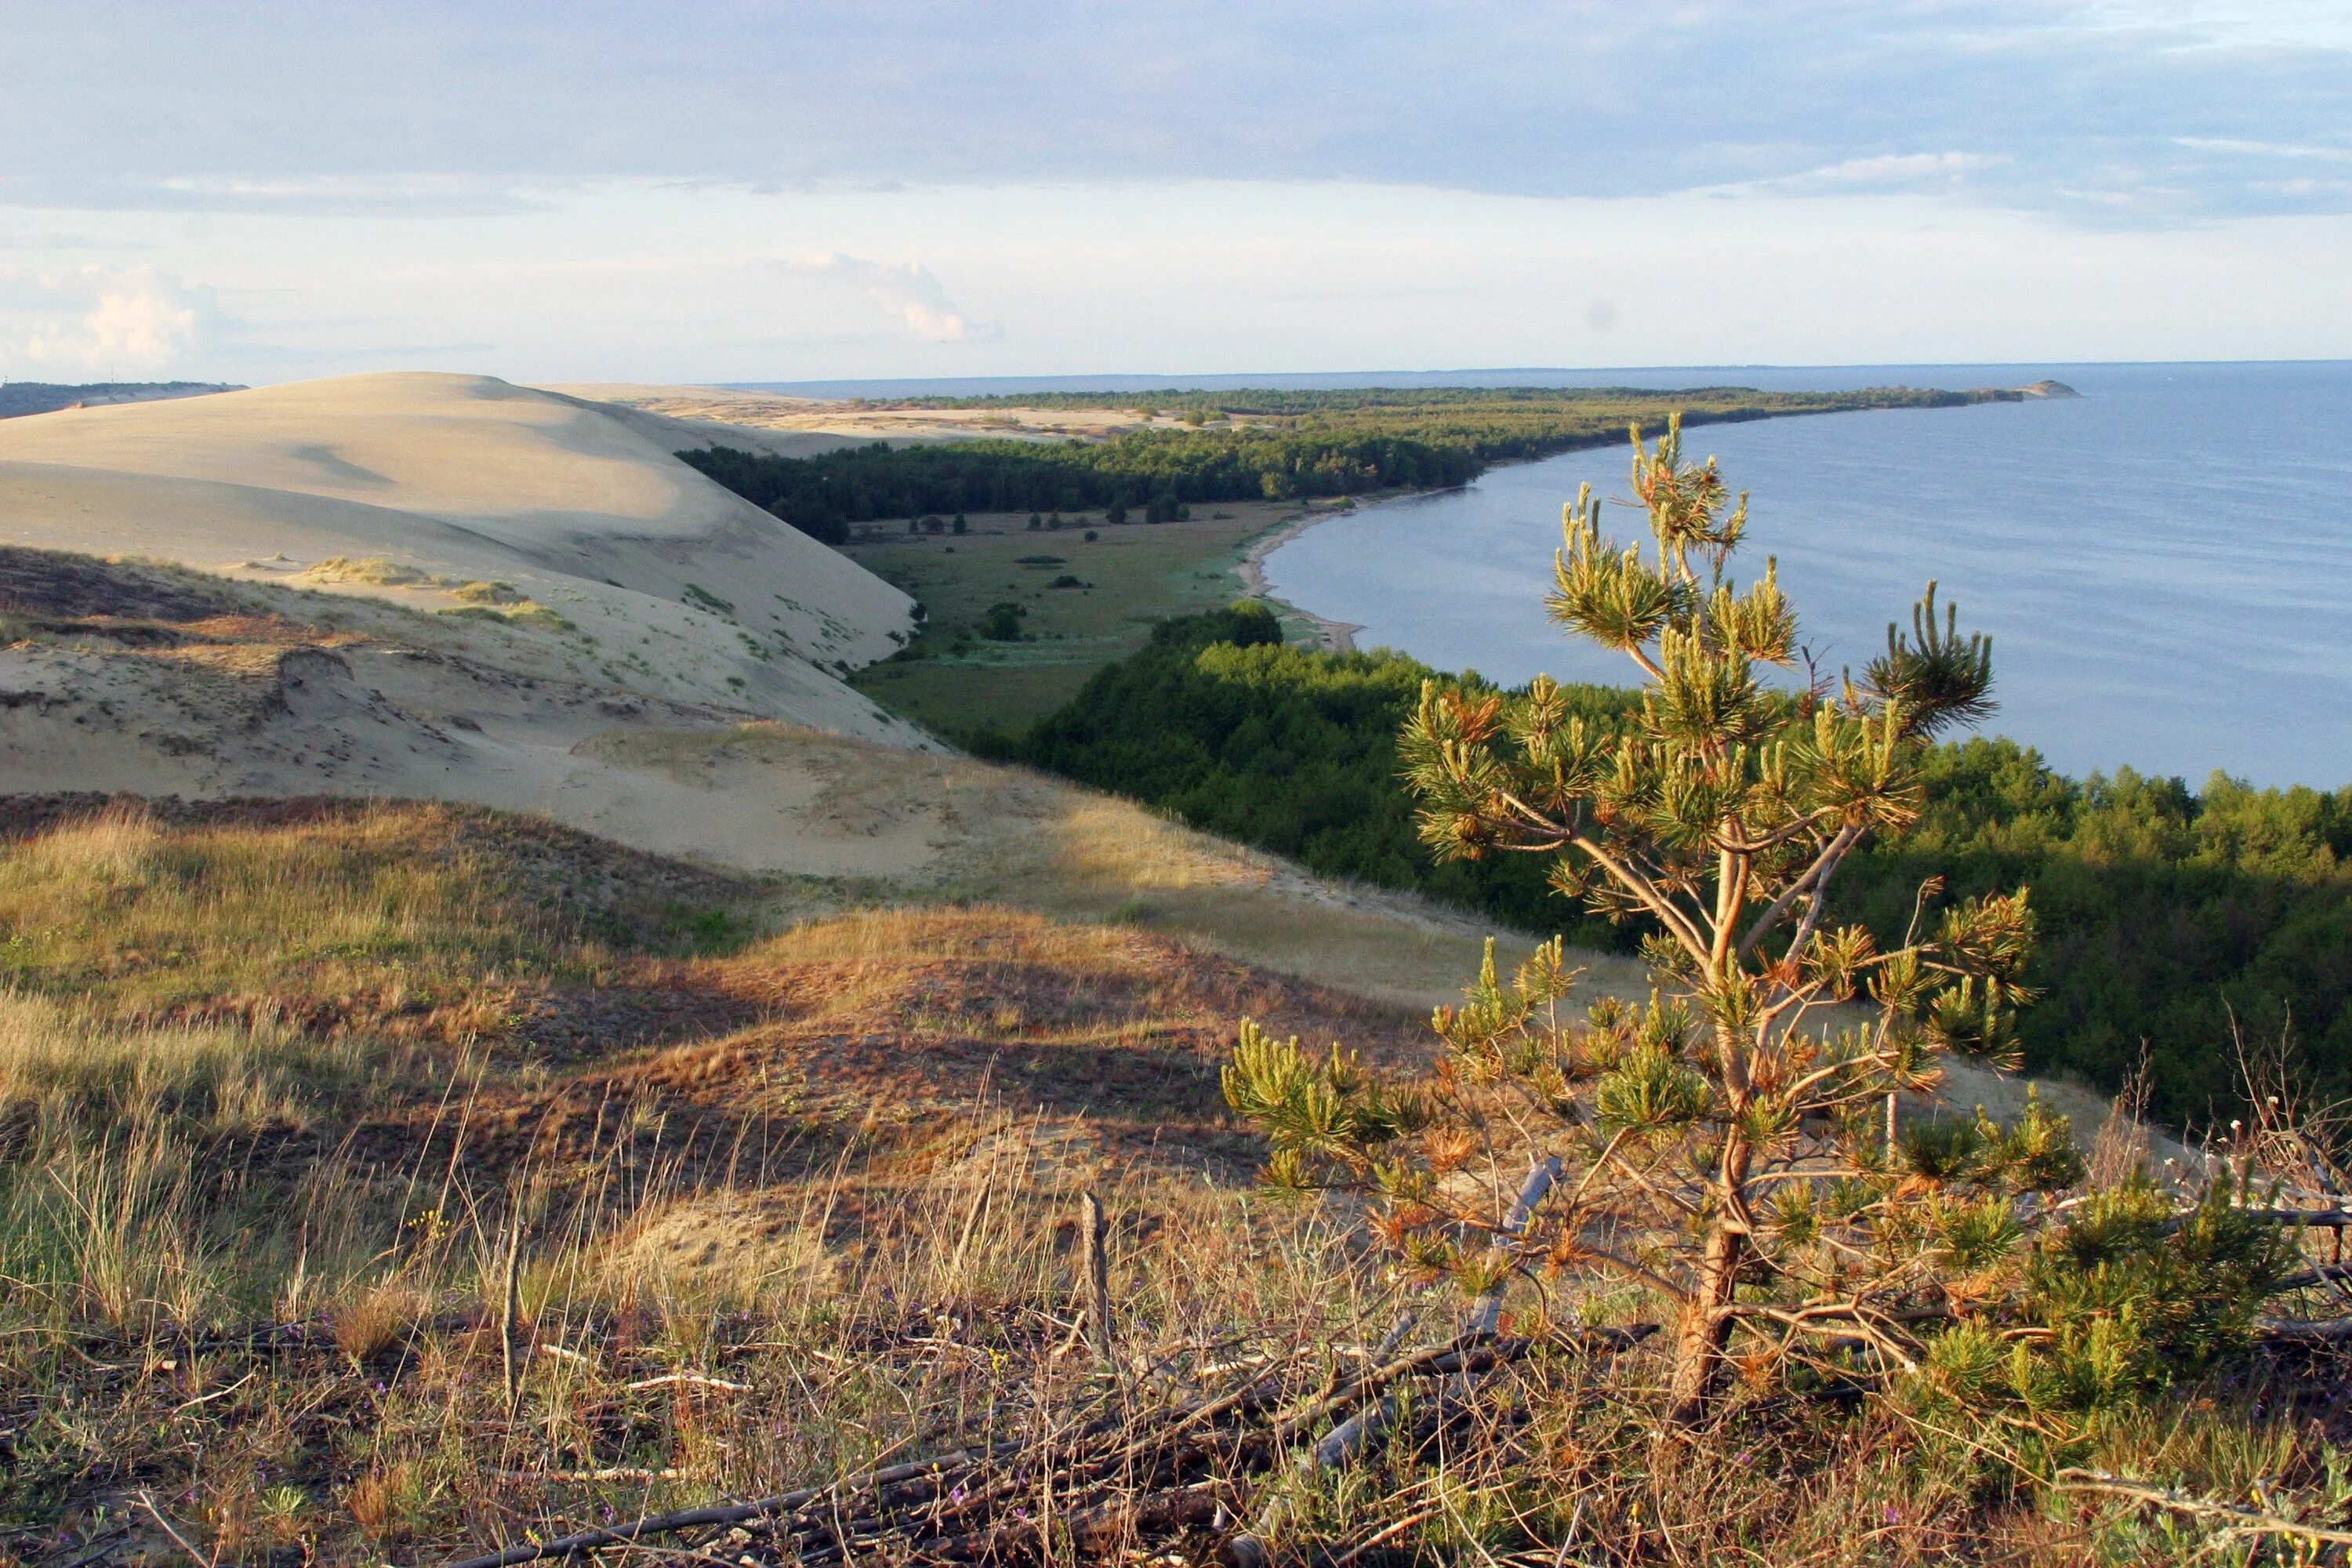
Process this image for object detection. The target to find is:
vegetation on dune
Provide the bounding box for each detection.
[0,797,749,1026]
[12,416,2352,1561]
[1221,416,2352,1537]
[1010,624,2352,1134]
[681,385,1993,545]
[999,601,1641,947]
[4,793,2351,1558]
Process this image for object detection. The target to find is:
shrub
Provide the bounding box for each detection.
[1232,416,2042,1423]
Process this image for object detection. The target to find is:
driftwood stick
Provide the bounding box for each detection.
[442,1356,1295,1568]
[918,1479,1233,1563]
[1307,1323,1654,1471]
[1315,1157,1565,1472]
[2054,1468,2352,1546]
[500,1212,524,1418]
[1080,1190,1113,1362]
[2255,1315,2352,1345]
[436,1439,1025,1568]
[437,1308,1655,1568]
[2270,1261,2352,1293]
[2161,1207,2352,1236]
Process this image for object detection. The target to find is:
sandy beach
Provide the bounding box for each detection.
[1235,502,1366,652]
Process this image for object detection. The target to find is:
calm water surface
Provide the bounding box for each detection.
[1261,362,2352,787]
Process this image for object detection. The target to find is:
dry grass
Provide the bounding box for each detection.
[0,797,753,1025]
[0,798,2336,1567]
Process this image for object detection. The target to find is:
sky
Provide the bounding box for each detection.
[5,1,2350,386]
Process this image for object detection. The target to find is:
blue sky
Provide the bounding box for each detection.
[5,2,2349,383]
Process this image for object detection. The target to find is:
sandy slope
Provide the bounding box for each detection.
[0,544,1547,1015]
[543,383,1231,442]
[0,372,919,740]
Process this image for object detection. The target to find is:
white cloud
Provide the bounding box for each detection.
[1,265,210,376]
[775,252,1002,343]
[1753,152,2010,194]
[5,178,2347,383]
[2175,136,2352,162]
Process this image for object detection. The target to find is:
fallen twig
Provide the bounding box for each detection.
[626,1373,749,1394]
[439,1317,1653,1568]
[2254,1315,2352,1345]
[493,1468,691,1484]
[2054,1467,2352,1546]
[132,1491,215,1568]
[437,1439,1026,1568]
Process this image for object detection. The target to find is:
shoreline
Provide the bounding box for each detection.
[1228,383,2055,659]
[1235,503,1367,652]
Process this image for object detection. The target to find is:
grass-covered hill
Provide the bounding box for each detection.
[0,797,1432,1560]
[9,795,2350,1567]
[1000,605,2352,1128]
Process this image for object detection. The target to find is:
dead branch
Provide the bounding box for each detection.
[437,1439,1028,1568]
[2054,1468,2352,1546]
[626,1373,749,1394]
[2255,1315,2352,1345]
[437,1319,1657,1568]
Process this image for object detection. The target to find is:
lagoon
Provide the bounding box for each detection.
[1260,361,2352,789]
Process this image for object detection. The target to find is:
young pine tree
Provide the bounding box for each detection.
[1226,416,2051,1423]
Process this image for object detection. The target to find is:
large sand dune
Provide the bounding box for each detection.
[0,372,919,738]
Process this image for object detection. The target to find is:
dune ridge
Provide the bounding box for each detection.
[0,372,919,739]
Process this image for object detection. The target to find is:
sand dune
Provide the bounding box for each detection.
[0,543,1555,1015]
[0,372,919,739]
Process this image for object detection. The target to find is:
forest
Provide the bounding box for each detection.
[999,604,2352,1128]
[858,382,2022,417]
[678,385,1990,543]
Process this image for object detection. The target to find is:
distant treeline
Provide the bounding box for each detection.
[679,387,1996,545]
[678,431,1481,545]
[0,381,238,419]
[858,384,2023,416]
[993,606,2352,1128]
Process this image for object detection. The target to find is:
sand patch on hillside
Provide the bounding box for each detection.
[543,383,1279,444]
[0,547,1566,1011]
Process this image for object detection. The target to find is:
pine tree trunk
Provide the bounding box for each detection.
[1666,1218,1743,1425]
[1668,1120,1754,1426]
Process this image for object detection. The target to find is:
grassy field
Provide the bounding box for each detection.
[842,499,1348,738]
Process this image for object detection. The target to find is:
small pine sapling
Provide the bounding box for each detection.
[1228,416,2052,1423]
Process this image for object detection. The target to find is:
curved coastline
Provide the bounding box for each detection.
[1236,503,1369,652]
[1237,381,2065,662]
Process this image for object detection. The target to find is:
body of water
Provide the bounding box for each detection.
[1260,361,2352,789]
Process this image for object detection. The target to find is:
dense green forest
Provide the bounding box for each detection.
[680,387,1996,544]
[678,430,1479,543]
[999,603,1640,949]
[997,607,2352,1127]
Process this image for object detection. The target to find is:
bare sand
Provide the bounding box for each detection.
[0,372,921,741]
[541,383,1279,445]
